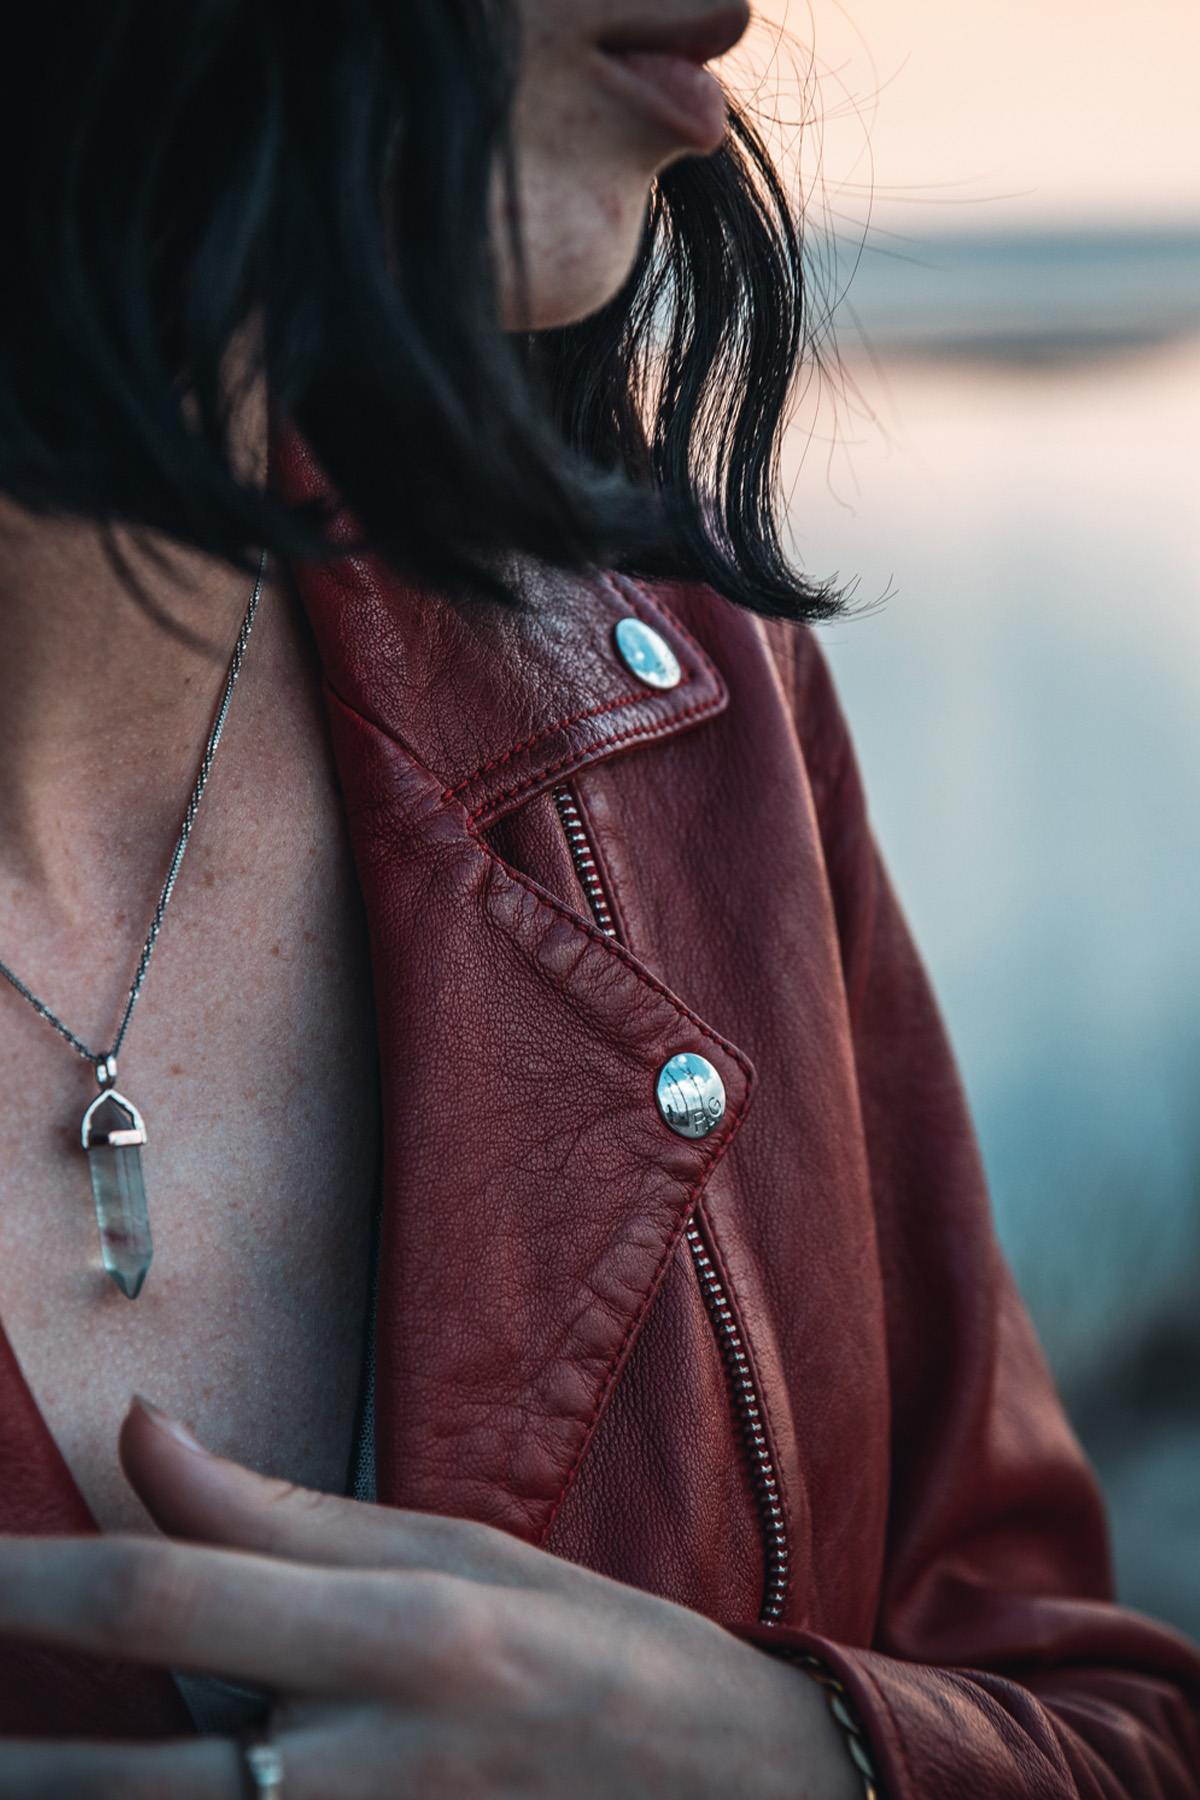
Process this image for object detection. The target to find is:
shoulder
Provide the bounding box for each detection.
[752,615,860,794]
[640,577,880,974]
[662,585,872,855]
[650,581,856,772]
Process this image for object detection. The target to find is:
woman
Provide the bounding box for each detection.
[0,1,1197,1794]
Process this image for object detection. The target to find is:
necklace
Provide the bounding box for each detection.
[0,547,269,1300]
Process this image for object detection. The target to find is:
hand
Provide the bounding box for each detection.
[0,1396,860,1798]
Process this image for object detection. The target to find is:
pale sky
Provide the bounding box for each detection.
[734,1,1200,231]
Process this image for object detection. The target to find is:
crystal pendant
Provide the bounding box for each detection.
[81,1061,152,1299]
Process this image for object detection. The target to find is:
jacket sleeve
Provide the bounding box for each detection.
[731,621,1200,1799]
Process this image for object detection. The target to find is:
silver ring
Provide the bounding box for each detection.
[240,1731,285,1798]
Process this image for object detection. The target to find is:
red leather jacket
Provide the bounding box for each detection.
[4,427,1199,1795]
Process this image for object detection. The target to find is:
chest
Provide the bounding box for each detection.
[0,661,380,1536]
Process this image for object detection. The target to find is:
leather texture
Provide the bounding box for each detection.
[0,418,1197,1795]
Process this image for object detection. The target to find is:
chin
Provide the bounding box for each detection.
[494,170,654,332]
[502,260,639,332]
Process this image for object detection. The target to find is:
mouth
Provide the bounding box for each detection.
[592,4,752,153]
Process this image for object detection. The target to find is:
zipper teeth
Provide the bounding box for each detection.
[551,780,788,1623]
[551,785,620,938]
[685,1216,790,1624]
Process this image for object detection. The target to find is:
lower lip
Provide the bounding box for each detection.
[593,48,730,153]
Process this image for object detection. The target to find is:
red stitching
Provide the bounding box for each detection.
[466,691,723,824]
[324,688,759,1542]
[442,691,647,798]
[600,572,727,694]
[536,1089,753,1545]
[474,840,758,1542]
[445,574,724,805]
[326,685,753,1083]
[486,847,756,1084]
[470,855,757,1546]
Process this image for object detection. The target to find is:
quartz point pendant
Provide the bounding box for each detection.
[81,1068,152,1300]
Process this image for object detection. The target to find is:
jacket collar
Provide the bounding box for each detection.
[271,423,758,1543]
[269,426,730,829]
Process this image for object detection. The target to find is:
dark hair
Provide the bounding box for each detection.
[1,2,846,623]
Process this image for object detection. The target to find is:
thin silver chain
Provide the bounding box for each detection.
[0,547,269,1073]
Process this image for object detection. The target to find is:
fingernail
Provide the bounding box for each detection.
[131,1393,208,1454]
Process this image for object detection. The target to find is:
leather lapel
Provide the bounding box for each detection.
[270,430,729,828]
[273,425,759,1542]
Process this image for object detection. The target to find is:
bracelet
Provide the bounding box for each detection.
[778,1649,884,1799]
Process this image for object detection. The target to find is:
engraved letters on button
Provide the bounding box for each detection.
[655,1052,727,1139]
[614,616,683,691]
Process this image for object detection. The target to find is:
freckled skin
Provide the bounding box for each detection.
[0,589,382,1536]
[0,0,740,1541]
[496,0,725,330]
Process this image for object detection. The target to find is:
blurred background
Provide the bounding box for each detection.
[731,2,1200,1638]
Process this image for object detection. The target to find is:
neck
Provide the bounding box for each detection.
[0,503,282,925]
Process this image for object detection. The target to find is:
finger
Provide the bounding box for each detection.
[120,1396,538,1586]
[0,1734,238,1799]
[0,1534,464,1698]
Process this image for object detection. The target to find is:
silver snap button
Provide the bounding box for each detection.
[614,616,682,691]
[655,1052,726,1139]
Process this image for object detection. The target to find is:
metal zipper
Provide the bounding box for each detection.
[550,779,789,1625]
[551,784,620,937]
[684,1214,789,1622]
